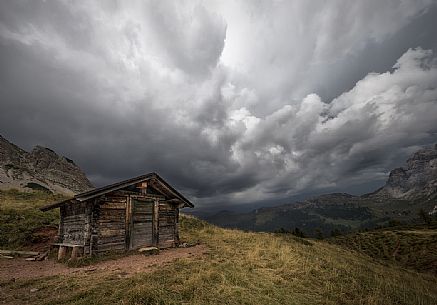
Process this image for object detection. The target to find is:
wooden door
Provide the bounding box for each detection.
[130,199,154,249]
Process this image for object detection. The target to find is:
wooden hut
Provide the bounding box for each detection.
[41,173,193,259]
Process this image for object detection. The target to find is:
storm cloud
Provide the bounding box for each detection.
[1,0,437,209]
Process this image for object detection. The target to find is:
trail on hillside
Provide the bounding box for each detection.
[392,238,401,259]
[0,245,207,281]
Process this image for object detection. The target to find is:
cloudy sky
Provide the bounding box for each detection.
[1,0,437,211]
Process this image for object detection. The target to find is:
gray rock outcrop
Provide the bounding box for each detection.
[0,135,93,195]
[375,144,437,199]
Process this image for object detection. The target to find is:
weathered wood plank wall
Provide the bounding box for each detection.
[60,202,87,245]
[59,191,181,256]
[158,201,177,248]
[95,194,127,254]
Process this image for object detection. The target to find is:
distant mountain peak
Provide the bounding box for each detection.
[0,135,93,195]
[375,144,437,199]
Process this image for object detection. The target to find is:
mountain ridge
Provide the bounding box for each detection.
[0,135,93,195]
[206,144,437,236]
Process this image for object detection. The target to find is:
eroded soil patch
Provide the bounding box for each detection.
[0,245,207,281]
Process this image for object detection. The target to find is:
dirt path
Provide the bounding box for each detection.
[392,238,401,259]
[0,245,207,281]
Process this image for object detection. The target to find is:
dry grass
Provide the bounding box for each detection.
[1,192,436,304]
[330,226,437,275]
[1,215,436,305]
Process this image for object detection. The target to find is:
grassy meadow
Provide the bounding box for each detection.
[1,191,437,305]
[0,189,66,249]
[330,225,437,275]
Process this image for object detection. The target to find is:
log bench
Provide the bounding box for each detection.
[52,243,84,260]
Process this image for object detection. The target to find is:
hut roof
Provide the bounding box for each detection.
[40,172,194,211]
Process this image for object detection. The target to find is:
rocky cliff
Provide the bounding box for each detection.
[0,135,93,195]
[374,144,437,199]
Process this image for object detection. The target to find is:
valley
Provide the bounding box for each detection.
[206,145,437,237]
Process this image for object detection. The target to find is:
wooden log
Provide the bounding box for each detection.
[128,193,165,199]
[97,230,126,237]
[70,246,83,260]
[175,208,180,245]
[35,251,49,261]
[95,247,125,255]
[136,181,148,194]
[96,241,126,248]
[58,246,67,260]
[96,244,126,252]
[0,250,39,257]
[153,199,159,246]
[97,238,126,245]
[126,196,133,250]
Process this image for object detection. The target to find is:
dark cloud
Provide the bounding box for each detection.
[1,0,437,210]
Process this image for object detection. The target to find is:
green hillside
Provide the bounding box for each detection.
[1,191,437,305]
[205,193,437,237]
[0,190,66,249]
[329,225,437,275]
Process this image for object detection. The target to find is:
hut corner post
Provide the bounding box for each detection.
[153,198,159,246]
[126,195,132,251]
